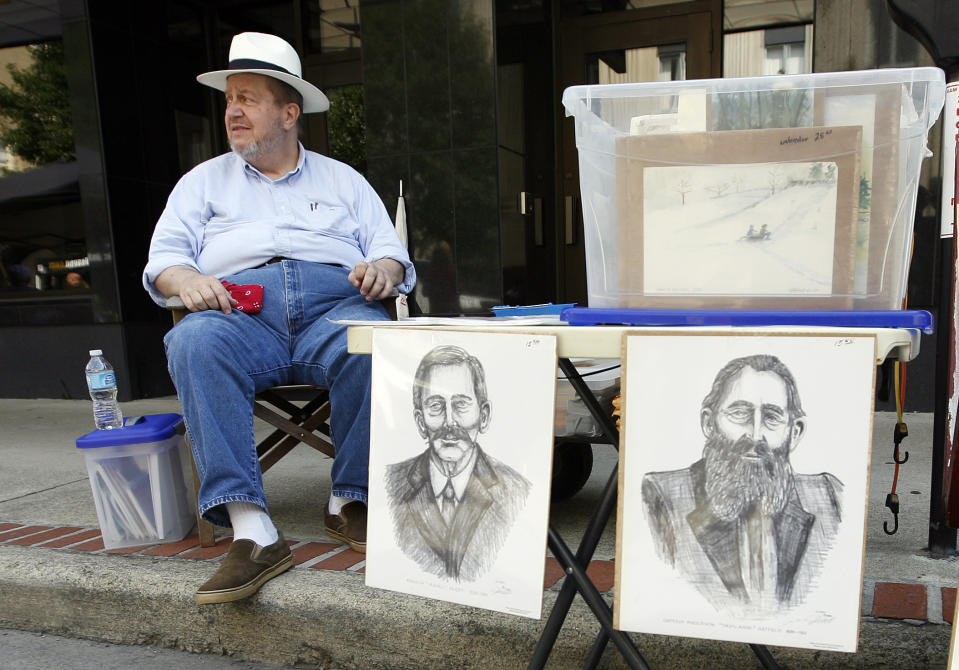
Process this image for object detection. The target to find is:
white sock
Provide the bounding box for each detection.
[226,501,279,546]
[328,494,356,515]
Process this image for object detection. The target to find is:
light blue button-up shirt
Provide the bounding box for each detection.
[143,144,415,306]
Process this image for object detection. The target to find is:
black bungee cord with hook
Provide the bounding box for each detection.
[883,362,909,535]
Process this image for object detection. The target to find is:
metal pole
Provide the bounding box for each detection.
[930,235,958,554]
[929,67,959,555]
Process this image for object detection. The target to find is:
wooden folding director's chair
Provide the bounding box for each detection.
[167,293,402,547]
[166,297,335,546]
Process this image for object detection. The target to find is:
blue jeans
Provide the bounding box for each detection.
[163,261,388,527]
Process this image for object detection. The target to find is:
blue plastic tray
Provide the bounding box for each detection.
[560,308,934,334]
[491,303,576,317]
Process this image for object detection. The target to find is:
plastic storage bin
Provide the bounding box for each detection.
[76,413,194,549]
[554,359,621,438]
[562,68,945,310]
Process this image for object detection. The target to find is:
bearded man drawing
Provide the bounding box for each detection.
[641,354,843,613]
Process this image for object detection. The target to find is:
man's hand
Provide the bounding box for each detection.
[349,258,404,301]
[155,266,237,314]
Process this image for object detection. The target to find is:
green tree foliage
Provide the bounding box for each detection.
[711,89,813,131]
[326,84,366,174]
[859,175,872,209]
[0,41,75,165]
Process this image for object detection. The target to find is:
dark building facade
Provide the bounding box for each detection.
[0,0,945,409]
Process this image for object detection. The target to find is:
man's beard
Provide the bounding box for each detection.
[703,432,794,521]
[230,119,285,162]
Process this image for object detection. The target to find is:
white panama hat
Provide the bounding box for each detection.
[196,32,329,113]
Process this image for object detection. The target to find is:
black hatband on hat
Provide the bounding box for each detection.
[227,58,294,76]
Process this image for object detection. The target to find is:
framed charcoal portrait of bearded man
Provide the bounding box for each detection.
[365,328,557,619]
[613,331,877,652]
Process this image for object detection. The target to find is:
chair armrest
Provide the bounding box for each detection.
[164,296,188,326]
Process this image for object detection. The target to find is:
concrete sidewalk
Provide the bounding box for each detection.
[1,397,958,669]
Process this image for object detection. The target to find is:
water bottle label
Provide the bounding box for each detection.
[87,371,115,390]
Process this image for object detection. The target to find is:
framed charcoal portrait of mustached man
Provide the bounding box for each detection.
[614,330,877,652]
[365,328,557,619]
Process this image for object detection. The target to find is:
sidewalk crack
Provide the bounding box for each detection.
[0,478,89,504]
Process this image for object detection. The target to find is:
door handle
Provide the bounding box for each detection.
[518,192,534,216]
[565,195,577,245]
[534,197,543,247]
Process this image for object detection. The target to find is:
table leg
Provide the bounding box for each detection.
[582,630,609,670]
[528,465,619,669]
[749,644,785,670]
[548,525,650,670]
[534,358,785,670]
[531,358,635,668]
[557,358,620,445]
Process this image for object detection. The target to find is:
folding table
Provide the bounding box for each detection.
[346,309,931,670]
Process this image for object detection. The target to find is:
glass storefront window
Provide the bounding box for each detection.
[561,0,694,19]
[326,83,367,173]
[724,23,813,77]
[217,1,297,64]
[0,40,85,296]
[305,0,362,54]
[0,42,74,172]
[588,43,687,85]
[723,1,814,78]
[724,0,813,31]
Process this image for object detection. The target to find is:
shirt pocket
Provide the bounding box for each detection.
[298,201,359,242]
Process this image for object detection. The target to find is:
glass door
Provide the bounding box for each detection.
[556,7,719,304]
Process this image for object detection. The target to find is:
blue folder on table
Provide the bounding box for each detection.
[560,308,935,334]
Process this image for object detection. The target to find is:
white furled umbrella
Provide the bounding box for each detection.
[395,179,409,248]
[394,180,409,318]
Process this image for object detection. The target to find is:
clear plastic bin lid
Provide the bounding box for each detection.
[76,413,183,448]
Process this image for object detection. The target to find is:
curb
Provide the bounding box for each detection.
[2,521,955,622]
[1,521,956,669]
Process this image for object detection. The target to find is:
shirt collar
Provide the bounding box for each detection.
[241,142,306,183]
[429,445,478,503]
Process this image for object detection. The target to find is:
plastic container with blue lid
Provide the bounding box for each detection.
[563,68,946,311]
[76,413,183,448]
[560,307,935,334]
[76,413,194,549]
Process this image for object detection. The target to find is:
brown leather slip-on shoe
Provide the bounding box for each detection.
[195,533,293,605]
[324,500,367,553]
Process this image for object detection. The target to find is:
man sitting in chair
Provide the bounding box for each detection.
[142,32,415,604]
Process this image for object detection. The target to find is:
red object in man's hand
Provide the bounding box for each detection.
[221,281,264,313]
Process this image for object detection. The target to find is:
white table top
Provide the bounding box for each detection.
[346,322,921,364]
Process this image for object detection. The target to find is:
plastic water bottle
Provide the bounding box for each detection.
[86,349,123,430]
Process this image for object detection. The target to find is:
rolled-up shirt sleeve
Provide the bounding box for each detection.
[142,172,206,306]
